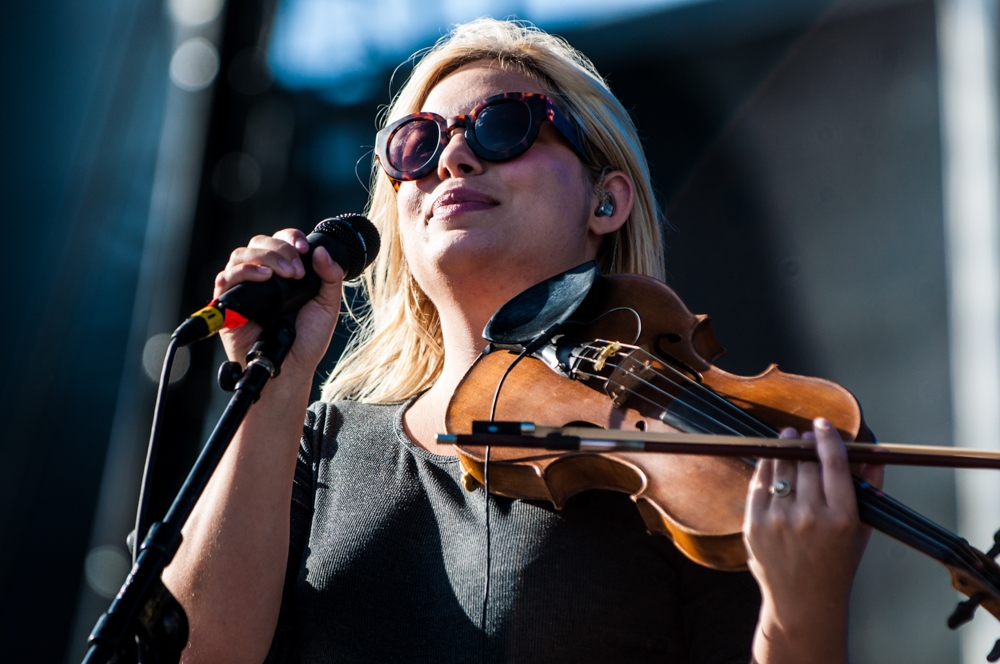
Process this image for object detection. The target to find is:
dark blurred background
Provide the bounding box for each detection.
[3,0,998,661]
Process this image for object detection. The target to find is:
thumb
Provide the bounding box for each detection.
[311,247,345,306]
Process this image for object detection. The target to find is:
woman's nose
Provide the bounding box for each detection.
[436,126,483,179]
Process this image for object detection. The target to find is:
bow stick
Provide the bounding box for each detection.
[437,422,1000,469]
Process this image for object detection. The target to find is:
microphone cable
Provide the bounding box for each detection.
[132,335,180,563]
[481,345,533,664]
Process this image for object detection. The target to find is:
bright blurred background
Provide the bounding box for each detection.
[4,0,1000,661]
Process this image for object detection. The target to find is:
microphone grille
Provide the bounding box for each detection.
[312,214,381,280]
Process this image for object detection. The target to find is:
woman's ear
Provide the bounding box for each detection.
[588,170,634,237]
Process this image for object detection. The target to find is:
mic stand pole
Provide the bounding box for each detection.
[82,315,298,664]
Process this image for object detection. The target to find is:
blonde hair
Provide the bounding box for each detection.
[321,18,665,403]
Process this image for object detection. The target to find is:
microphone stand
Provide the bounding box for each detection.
[82,315,298,664]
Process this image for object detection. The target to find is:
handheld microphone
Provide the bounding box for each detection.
[171,214,380,347]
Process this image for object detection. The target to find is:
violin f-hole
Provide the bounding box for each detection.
[653,337,705,383]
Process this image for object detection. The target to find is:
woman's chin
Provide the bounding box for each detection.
[429,233,504,271]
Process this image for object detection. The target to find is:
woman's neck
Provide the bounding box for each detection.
[403,258,585,450]
[402,288,495,452]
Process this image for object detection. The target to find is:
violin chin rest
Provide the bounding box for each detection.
[484,261,599,346]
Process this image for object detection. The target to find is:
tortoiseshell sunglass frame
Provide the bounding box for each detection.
[374,92,587,187]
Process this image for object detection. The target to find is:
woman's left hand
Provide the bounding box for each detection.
[745,418,884,664]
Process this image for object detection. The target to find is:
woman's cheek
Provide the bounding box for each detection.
[397,186,424,228]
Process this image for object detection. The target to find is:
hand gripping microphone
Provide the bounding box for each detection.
[171,214,380,347]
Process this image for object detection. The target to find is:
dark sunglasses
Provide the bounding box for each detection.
[375,92,587,182]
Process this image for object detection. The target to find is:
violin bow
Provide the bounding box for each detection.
[437,422,1000,470]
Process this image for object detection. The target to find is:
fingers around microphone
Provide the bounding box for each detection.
[244,235,304,270]
[312,246,345,283]
[305,247,345,326]
[272,228,309,255]
[228,243,303,279]
[214,262,273,299]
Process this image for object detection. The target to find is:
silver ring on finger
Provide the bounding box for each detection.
[769,479,794,498]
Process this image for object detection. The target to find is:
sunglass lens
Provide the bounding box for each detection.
[388,119,440,174]
[474,100,532,153]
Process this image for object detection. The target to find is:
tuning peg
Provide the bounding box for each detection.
[988,528,1000,559]
[988,639,1000,662]
[949,592,985,629]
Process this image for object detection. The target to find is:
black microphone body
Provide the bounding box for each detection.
[172,214,379,346]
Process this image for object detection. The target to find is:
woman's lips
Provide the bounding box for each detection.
[430,189,499,218]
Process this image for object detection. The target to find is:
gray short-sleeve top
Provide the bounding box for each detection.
[264,400,760,663]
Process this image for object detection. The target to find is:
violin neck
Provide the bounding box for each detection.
[853,478,969,566]
[556,337,992,582]
[644,372,986,574]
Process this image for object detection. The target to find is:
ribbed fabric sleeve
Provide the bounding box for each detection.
[263,400,760,663]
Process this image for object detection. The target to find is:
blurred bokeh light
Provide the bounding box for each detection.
[268,0,698,97]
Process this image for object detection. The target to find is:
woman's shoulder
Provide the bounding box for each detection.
[302,398,410,453]
[307,398,405,419]
[306,398,405,430]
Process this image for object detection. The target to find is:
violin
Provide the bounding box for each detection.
[439,262,1000,657]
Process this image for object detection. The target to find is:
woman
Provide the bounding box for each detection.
[163,18,881,664]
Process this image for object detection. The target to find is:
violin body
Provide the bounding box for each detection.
[446,272,873,571]
[446,266,1000,646]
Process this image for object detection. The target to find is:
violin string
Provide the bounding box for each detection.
[569,358,740,434]
[572,351,767,438]
[595,361,995,580]
[571,342,775,438]
[574,364,738,435]
[622,350,777,437]
[854,480,991,580]
[489,328,1000,600]
[854,479,983,571]
[579,372,743,444]
[617,356,987,569]
[573,369,745,437]
[855,485,959,563]
[859,482,964,547]
[572,346,993,583]
[577,339,1000,594]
